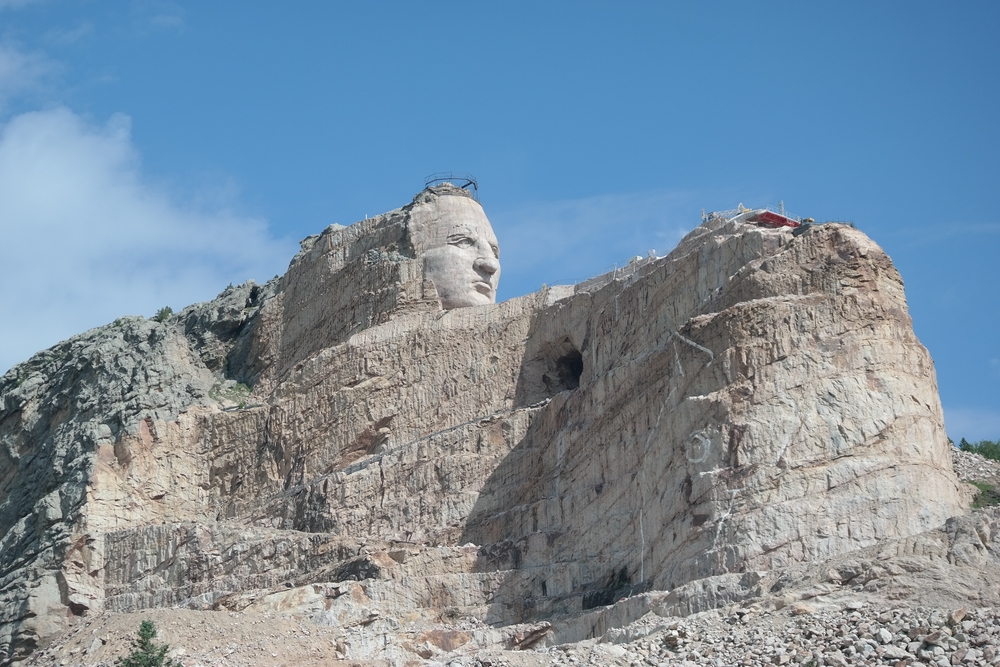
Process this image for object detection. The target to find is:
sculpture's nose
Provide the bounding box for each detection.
[474,255,499,276]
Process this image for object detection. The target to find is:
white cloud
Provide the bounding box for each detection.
[43,22,95,46]
[0,107,295,374]
[130,0,184,32]
[0,41,55,108]
[944,407,1000,443]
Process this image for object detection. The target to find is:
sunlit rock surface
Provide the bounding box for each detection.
[0,187,967,665]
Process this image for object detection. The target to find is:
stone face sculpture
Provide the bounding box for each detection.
[408,185,501,309]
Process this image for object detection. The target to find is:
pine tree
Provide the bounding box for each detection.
[117,620,182,667]
[958,437,1000,462]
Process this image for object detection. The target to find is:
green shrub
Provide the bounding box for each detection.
[153,306,174,323]
[959,438,1000,462]
[208,381,251,405]
[969,481,1000,510]
[116,620,182,667]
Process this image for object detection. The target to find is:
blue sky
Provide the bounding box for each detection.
[0,1,997,440]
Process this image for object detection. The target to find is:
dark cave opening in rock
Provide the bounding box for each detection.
[556,349,583,390]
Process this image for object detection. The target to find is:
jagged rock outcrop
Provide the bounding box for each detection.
[0,185,966,665]
[0,281,270,662]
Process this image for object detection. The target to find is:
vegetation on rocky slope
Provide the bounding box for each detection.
[116,621,182,667]
[958,437,1000,462]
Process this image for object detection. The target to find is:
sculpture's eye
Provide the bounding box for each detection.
[490,244,500,259]
[448,235,476,249]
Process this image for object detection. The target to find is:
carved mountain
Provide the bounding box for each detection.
[0,187,971,665]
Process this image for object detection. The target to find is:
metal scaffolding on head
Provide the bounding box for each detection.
[424,172,479,200]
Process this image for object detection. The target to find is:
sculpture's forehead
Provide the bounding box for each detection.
[447,220,498,245]
[410,195,497,251]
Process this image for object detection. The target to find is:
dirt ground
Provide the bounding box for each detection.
[19,449,1000,667]
[20,607,550,667]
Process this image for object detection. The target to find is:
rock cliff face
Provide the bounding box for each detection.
[0,186,966,665]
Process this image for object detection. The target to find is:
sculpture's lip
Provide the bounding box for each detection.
[473,281,493,296]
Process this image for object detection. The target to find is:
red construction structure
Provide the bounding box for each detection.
[748,210,801,229]
[703,204,814,229]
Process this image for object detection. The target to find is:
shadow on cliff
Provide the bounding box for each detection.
[457,302,653,627]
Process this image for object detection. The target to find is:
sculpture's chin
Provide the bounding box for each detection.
[441,290,495,310]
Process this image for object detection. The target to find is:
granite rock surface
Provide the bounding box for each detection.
[0,187,969,665]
